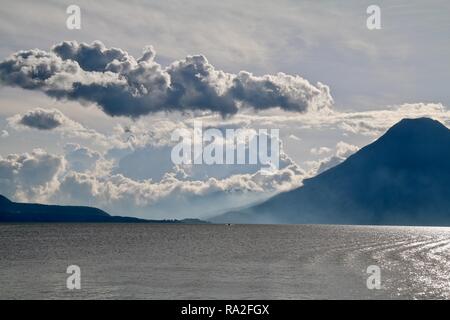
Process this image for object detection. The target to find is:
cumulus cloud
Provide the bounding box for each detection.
[0,130,8,138]
[0,41,333,118]
[12,108,68,130]
[335,141,359,158]
[311,141,359,174]
[54,149,305,219]
[9,108,82,132]
[0,141,305,219]
[0,149,65,201]
[64,143,103,173]
[54,158,304,219]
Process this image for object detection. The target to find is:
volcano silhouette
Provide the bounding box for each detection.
[214,118,450,226]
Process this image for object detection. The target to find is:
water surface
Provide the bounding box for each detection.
[1,224,449,299]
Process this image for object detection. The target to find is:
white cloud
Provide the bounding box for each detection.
[335,141,359,158]
[64,143,106,174]
[310,147,332,156]
[307,141,360,175]
[0,149,65,202]
[0,140,305,219]
[54,157,304,219]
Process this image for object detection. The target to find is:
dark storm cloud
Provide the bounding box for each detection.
[0,41,333,118]
[18,108,65,130]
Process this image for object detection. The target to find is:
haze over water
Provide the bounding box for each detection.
[1,224,449,299]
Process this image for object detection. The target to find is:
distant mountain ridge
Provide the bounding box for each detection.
[0,195,207,224]
[213,118,450,226]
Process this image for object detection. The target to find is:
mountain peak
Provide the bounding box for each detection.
[397,117,439,125]
[372,117,450,150]
[385,117,448,136]
[214,117,450,225]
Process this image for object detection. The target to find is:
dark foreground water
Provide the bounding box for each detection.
[0,224,449,299]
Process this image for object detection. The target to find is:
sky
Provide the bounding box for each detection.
[0,0,449,219]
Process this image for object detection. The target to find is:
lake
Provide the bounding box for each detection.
[0,223,449,299]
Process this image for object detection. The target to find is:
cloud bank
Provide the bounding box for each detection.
[0,122,305,218]
[2,102,448,219]
[0,41,333,118]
